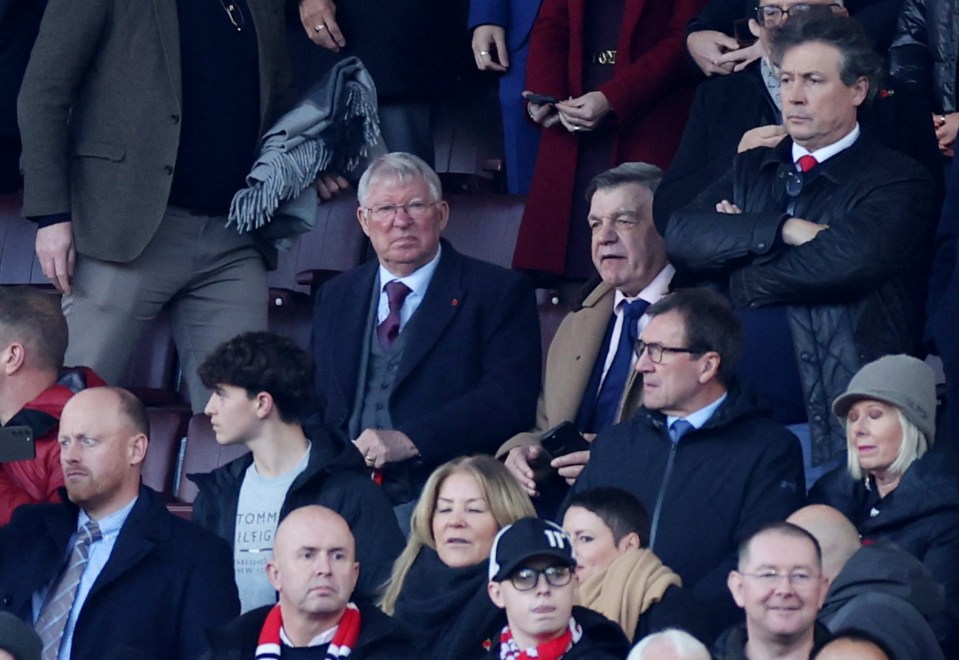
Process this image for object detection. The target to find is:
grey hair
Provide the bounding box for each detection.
[585,162,663,204]
[628,629,711,660]
[356,152,443,207]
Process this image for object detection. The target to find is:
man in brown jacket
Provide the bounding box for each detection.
[499,163,673,512]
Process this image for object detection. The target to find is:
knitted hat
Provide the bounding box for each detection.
[0,612,41,660]
[488,517,575,582]
[832,355,936,441]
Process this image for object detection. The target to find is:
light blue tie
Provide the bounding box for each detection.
[669,419,693,443]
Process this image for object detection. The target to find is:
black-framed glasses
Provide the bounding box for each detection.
[738,569,820,588]
[509,565,573,591]
[754,3,842,27]
[219,0,246,31]
[633,340,706,363]
[364,201,438,222]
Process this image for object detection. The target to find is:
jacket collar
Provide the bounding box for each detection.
[758,133,877,188]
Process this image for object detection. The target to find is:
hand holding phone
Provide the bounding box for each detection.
[524,92,559,106]
[540,421,590,459]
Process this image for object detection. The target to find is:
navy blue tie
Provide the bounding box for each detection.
[591,299,650,430]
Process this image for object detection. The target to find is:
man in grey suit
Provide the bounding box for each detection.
[18,0,296,411]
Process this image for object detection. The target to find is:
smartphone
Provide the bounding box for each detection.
[0,426,36,462]
[540,421,590,459]
[525,93,559,105]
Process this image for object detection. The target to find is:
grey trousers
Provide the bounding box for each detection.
[63,206,268,411]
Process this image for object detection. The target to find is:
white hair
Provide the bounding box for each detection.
[628,629,711,660]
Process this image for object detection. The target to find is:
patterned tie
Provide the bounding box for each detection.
[376,280,412,349]
[591,299,650,430]
[36,521,101,660]
[669,419,694,443]
[797,155,818,172]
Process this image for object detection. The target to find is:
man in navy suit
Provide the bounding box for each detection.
[0,386,239,659]
[311,153,541,516]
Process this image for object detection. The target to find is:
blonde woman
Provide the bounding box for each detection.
[380,455,535,659]
[809,354,959,655]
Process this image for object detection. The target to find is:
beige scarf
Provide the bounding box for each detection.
[576,548,682,641]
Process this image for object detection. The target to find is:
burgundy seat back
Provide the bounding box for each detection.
[175,413,249,504]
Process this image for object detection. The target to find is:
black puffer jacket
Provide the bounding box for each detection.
[666,134,936,465]
[890,0,958,113]
[810,449,959,656]
[571,382,805,641]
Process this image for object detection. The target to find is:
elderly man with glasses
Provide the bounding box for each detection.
[569,287,805,644]
[310,152,541,528]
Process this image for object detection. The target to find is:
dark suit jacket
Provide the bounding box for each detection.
[0,486,239,660]
[312,241,541,502]
[17,0,294,263]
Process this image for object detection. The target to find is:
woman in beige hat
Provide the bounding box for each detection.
[808,354,959,656]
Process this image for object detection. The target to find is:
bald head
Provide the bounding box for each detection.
[788,505,860,583]
[59,387,149,519]
[267,506,360,645]
[274,505,356,557]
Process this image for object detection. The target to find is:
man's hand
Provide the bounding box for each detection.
[935,112,958,156]
[556,92,611,132]
[504,445,551,497]
[737,124,787,153]
[299,0,346,51]
[36,222,76,294]
[715,39,763,73]
[315,172,350,201]
[782,217,828,246]
[472,25,508,72]
[716,199,742,214]
[551,449,591,486]
[522,91,561,128]
[353,429,419,470]
[686,30,744,76]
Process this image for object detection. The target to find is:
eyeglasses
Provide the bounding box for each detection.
[739,570,820,588]
[508,565,573,591]
[218,0,246,31]
[364,201,438,222]
[633,340,706,363]
[754,3,842,27]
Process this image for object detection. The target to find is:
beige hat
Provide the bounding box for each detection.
[832,354,936,441]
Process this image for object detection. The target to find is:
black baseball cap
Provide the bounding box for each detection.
[488,517,576,582]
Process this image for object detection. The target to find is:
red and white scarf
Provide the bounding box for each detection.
[255,602,362,659]
[498,617,582,660]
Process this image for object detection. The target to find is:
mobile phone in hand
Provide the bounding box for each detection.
[540,421,590,459]
[525,93,559,105]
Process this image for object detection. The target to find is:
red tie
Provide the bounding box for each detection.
[797,155,818,172]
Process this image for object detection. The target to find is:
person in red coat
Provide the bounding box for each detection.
[514,0,705,278]
[0,286,105,525]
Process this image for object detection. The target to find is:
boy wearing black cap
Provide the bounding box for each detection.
[486,517,630,659]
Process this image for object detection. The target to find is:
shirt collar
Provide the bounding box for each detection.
[612,264,675,311]
[280,622,338,647]
[666,392,728,431]
[79,496,138,538]
[792,123,860,167]
[378,243,442,298]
